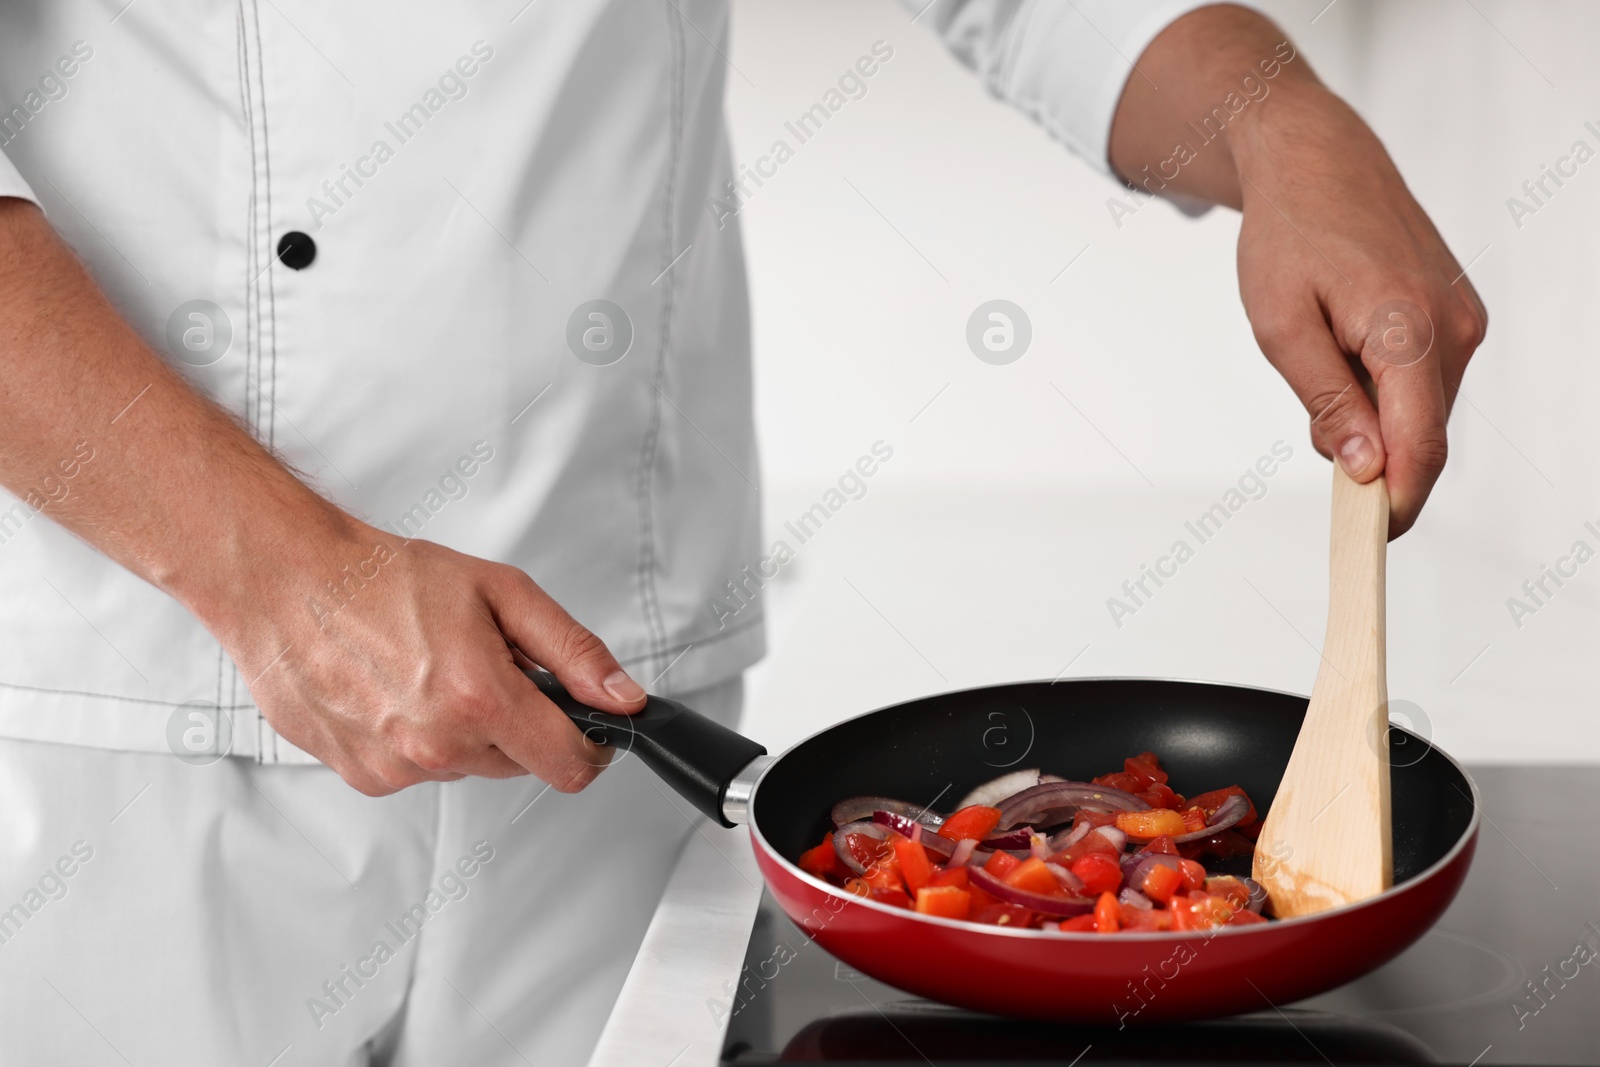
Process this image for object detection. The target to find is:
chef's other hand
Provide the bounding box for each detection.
[224,526,647,797]
[1109,4,1487,538]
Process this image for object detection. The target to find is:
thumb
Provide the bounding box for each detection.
[1258,305,1387,483]
[487,568,647,715]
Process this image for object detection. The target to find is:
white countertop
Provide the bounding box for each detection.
[589,821,764,1067]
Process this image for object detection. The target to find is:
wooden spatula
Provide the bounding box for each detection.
[1253,464,1393,918]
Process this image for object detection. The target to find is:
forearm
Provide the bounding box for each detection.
[1107,3,1340,210]
[0,197,360,639]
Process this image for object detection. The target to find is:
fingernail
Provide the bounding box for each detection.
[1339,434,1375,476]
[603,669,645,703]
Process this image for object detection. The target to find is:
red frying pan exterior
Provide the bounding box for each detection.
[752,819,1477,1023]
[537,673,1479,1023]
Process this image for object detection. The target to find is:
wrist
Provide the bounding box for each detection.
[168,493,388,653]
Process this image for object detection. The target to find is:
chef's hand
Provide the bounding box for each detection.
[220,524,647,796]
[0,198,642,798]
[1110,5,1487,537]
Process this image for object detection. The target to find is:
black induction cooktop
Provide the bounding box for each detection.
[719,766,1599,1065]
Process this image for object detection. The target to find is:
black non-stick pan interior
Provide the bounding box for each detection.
[754,678,1475,884]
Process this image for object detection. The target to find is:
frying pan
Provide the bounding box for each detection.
[531,673,1478,1024]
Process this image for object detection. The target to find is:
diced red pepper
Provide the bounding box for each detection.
[1069,853,1123,897]
[891,833,934,894]
[1058,913,1098,932]
[1115,809,1187,841]
[914,885,971,919]
[1227,908,1268,926]
[1004,857,1061,896]
[1094,891,1121,933]
[928,866,969,890]
[938,805,1003,842]
[1141,862,1183,904]
[1179,806,1209,834]
[1120,902,1172,930]
[983,850,1022,879]
[798,833,847,881]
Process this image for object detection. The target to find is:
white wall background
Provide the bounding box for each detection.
[729,0,1599,763]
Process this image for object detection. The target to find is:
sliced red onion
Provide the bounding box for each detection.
[1097,827,1128,853]
[1045,862,1084,895]
[955,769,1042,811]
[868,812,959,862]
[1124,853,1183,894]
[832,820,891,877]
[1171,794,1250,844]
[1242,876,1268,914]
[979,827,1037,851]
[1029,834,1050,862]
[948,838,978,868]
[969,866,1095,918]
[833,797,943,830]
[996,782,1148,831]
[1119,888,1153,910]
[1048,821,1091,853]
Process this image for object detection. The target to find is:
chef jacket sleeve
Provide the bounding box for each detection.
[0,149,39,205]
[902,0,1217,175]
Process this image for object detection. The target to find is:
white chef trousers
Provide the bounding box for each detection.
[0,677,742,1067]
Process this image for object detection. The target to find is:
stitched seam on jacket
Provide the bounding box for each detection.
[634,3,686,688]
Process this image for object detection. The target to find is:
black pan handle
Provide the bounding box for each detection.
[526,670,768,827]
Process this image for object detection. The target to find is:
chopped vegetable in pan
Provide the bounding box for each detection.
[800,752,1269,933]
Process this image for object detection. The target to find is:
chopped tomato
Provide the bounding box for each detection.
[971,902,1033,927]
[983,850,1022,879]
[1167,892,1194,931]
[843,878,870,898]
[1189,785,1258,827]
[1136,782,1185,809]
[1004,857,1061,896]
[915,885,971,919]
[1058,913,1098,932]
[968,882,1000,911]
[1120,902,1172,931]
[938,805,1003,842]
[1052,827,1121,866]
[844,834,902,892]
[1187,890,1234,928]
[1179,806,1209,834]
[1124,752,1168,786]
[1140,862,1183,904]
[1141,834,1178,856]
[1227,908,1268,926]
[869,885,914,909]
[1069,853,1123,896]
[1071,810,1120,831]
[798,833,847,881]
[890,833,934,894]
[928,866,969,890]
[1178,859,1207,892]
[1114,809,1187,841]
[1094,891,1121,933]
[1092,770,1145,794]
[1205,876,1250,909]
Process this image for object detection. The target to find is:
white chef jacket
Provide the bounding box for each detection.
[0,0,1205,763]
